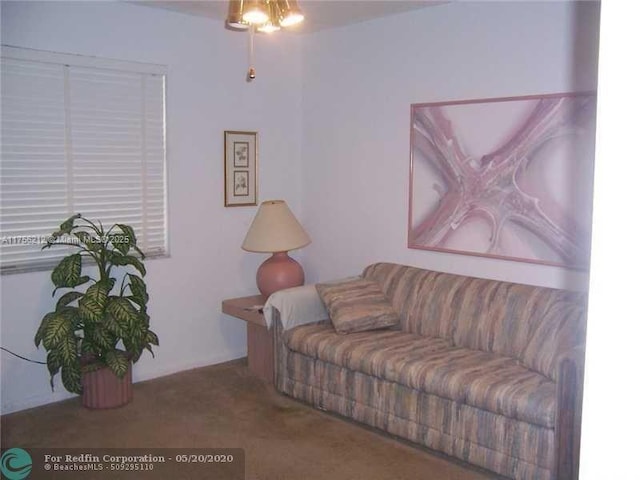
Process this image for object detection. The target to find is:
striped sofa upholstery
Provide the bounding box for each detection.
[273,263,587,480]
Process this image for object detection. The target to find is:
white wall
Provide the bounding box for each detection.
[580,2,640,478]
[0,1,303,413]
[300,1,601,289]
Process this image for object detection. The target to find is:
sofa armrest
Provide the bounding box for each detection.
[272,308,286,392]
[271,306,330,393]
[263,284,328,330]
[554,345,585,480]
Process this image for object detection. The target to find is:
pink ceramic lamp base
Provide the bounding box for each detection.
[256,252,305,299]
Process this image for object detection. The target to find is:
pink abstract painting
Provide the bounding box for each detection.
[408,92,597,268]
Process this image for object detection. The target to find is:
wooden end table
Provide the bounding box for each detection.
[221,295,273,383]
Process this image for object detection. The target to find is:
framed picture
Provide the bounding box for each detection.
[224,131,257,206]
[408,92,597,269]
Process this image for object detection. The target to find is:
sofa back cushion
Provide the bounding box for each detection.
[362,263,587,378]
[362,263,473,338]
[452,280,586,378]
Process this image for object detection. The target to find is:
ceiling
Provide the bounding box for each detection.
[131,1,448,33]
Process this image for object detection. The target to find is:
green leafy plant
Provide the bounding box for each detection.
[34,214,159,394]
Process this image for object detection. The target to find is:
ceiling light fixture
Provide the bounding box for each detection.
[226,0,304,81]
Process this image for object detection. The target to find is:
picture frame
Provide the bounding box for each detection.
[408,92,597,269]
[224,131,257,207]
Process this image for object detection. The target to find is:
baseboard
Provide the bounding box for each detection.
[1,349,246,415]
[131,350,246,384]
[1,390,78,415]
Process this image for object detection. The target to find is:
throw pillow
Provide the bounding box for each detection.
[316,278,400,334]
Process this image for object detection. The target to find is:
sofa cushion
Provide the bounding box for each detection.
[285,322,556,428]
[363,263,587,379]
[285,322,452,377]
[316,278,400,334]
[389,346,557,428]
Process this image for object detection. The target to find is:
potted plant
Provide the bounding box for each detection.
[34,214,158,408]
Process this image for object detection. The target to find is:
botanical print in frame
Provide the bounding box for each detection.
[408,92,597,268]
[234,142,249,168]
[224,131,257,207]
[234,171,249,196]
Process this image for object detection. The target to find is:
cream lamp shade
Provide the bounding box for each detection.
[242,200,310,253]
[242,200,311,299]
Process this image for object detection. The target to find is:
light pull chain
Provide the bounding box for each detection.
[247,25,256,82]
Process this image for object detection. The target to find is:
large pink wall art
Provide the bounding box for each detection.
[408,92,597,268]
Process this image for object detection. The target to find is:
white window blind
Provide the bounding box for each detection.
[0,46,168,273]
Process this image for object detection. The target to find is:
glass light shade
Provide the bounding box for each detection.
[242,200,311,253]
[227,20,249,30]
[226,0,249,29]
[258,23,281,33]
[280,12,304,27]
[277,0,304,27]
[258,1,281,33]
[242,0,269,25]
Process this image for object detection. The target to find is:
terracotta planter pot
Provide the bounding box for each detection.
[82,363,133,409]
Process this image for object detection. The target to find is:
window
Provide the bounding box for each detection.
[0,46,168,273]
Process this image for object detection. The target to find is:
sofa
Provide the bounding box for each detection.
[270,263,587,480]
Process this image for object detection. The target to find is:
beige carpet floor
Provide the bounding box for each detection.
[1,359,501,479]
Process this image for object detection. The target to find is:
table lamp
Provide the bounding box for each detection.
[242,200,311,299]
